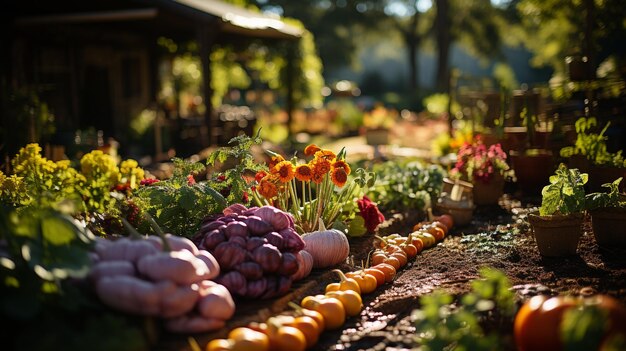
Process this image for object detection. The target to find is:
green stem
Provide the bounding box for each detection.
[121,218,143,240]
[144,213,172,252]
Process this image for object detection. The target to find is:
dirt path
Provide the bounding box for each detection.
[162,195,626,350]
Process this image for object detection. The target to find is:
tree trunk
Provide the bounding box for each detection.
[435,0,450,93]
[405,11,420,93]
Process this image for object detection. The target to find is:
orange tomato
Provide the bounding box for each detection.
[326,269,361,294]
[409,235,424,253]
[399,242,418,259]
[372,263,396,283]
[326,290,363,317]
[363,268,386,287]
[371,251,388,266]
[424,225,445,241]
[430,220,449,235]
[280,315,321,348]
[383,255,401,270]
[435,214,454,230]
[345,271,378,294]
[389,251,408,268]
[228,327,270,351]
[301,295,346,330]
[514,295,578,351]
[206,339,232,351]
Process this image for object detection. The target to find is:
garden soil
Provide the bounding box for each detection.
[161,193,626,351]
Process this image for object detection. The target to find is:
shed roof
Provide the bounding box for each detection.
[172,0,303,39]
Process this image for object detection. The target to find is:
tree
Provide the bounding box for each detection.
[433,0,503,92]
[517,0,626,78]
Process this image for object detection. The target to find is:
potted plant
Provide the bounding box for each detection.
[450,137,509,205]
[362,104,396,146]
[527,164,587,256]
[585,177,626,247]
[507,106,555,197]
[560,117,626,192]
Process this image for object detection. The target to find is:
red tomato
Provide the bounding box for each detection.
[514,295,578,351]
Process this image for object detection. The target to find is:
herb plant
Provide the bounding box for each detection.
[585,177,625,210]
[539,164,588,216]
[411,267,516,351]
[366,160,445,214]
[134,158,226,237]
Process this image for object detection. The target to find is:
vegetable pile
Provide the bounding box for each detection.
[194,204,309,299]
[91,219,235,333]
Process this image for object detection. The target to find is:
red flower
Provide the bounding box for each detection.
[357,195,385,232]
[187,174,196,185]
[140,178,160,186]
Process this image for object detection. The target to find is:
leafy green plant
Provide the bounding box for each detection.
[560,117,626,168]
[539,164,588,216]
[134,158,226,238]
[411,267,516,351]
[585,177,626,210]
[206,130,265,205]
[366,160,445,215]
[0,205,148,351]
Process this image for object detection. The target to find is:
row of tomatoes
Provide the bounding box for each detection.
[205,214,454,351]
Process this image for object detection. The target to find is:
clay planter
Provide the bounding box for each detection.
[436,197,474,227]
[472,173,505,205]
[510,150,555,197]
[590,207,626,247]
[527,212,584,257]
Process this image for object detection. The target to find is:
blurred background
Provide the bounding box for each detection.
[1,0,625,166]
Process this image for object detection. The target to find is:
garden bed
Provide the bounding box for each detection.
[158,194,626,351]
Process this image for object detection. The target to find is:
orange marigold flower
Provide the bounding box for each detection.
[273,160,295,183]
[268,154,285,170]
[332,159,351,176]
[295,164,313,182]
[255,170,267,183]
[312,158,331,175]
[258,177,278,198]
[331,167,348,187]
[304,144,321,156]
[314,149,336,161]
[311,171,325,184]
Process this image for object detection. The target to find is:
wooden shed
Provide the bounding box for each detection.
[1,0,302,158]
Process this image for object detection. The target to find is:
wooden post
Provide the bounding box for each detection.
[285,42,296,137]
[197,20,219,147]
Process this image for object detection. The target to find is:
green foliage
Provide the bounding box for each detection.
[412,267,515,351]
[366,160,445,214]
[539,164,588,216]
[516,0,626,76]
[560,117,626,168]
[585,177,625,210]
[134,159,226,238]
[561,305,608,351]
[0,205,93,318]
[0,205,147,350]
[0,85,56,158]
[207,130,266,205]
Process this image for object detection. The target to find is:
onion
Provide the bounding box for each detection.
[302,219,350,269]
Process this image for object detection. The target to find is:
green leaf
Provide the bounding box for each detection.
[41,214,77,246]
[178,186,196,210]
[346,216,367,237]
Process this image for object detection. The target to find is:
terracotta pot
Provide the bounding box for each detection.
[590,207,626,247]
[510,150,555,197]
[436,200,474,227]
[528,212,584,257]
[472,173,505,205]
